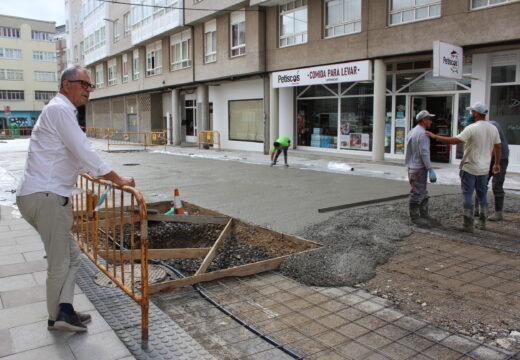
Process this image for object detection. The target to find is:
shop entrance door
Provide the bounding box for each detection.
[411,95,453,163]
[185,99,197,143]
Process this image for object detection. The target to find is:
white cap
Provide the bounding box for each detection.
[467,102,488,115]
[416,110,435,121]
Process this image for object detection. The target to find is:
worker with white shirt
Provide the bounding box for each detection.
[16,66,135,333]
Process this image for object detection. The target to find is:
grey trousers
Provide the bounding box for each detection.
[408,168,428,204]
[16,192,80,321]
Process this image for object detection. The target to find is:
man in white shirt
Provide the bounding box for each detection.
[426,102,501,233]
[16,66,135,332]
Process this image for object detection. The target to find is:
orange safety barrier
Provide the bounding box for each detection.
[198,130,221,151]
[71,174,149,346]
[106,130,167,151]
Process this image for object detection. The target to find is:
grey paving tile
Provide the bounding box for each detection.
[0,284,47,308]
[10,320,74,353]
[8,223,34,231]
[0,229,38,239]
[0,243,43,255]
[0,300,48,330]
[14,236,41,245]
[0,328,13,357]
[0,253,25,266]
[0,274,36,292]
[0,259,46,278]
[0,343,75,360]
[68,330,132,360]
[0,238,18,247]
[22,250,46,262]
[469,345,509,360]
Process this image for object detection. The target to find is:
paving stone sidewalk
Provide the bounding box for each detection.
[0,205,135,360]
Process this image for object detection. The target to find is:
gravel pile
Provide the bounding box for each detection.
[281,193,520,286]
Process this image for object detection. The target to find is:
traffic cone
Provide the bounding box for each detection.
[173,188,185,215]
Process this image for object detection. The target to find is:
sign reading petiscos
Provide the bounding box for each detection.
[272,60,372,88]
[433,40,463,80]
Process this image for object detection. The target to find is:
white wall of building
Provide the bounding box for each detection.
[209,78,264,151]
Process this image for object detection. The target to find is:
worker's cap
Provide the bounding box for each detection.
[416,110,435,121]
[467,102,488,115]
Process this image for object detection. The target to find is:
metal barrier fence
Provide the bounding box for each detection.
[198,130,221,151]
[0,127,32,138]
[85,127,112,139]
[71,174,149,345]
[107,130,167,151]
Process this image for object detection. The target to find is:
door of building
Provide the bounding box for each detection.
[127,114,138,143]
[185,100,197,143]
[411,95,454,163]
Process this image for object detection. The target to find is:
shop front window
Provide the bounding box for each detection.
[297,98,338,148]
[229,99,264,142]
[340,97,373,151]
[385,96,392,153]
[490,85,520,145]
[456,93,471,159]
[394,95,406,154]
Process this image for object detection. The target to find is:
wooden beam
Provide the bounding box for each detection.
[120,248,210,260]
[147,214,229,225]
[148,255,288,294]
[195,219,233,276]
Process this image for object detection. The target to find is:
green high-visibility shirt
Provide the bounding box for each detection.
[273,136,290,151]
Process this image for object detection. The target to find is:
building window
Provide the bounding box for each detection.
[229,99,264,142]
[74,45,79,63]
[146,40,162,76]
[95,64,104,88]
[108,59,117,86]
[471,0,519,9]
[0,48,22,60]
[35,91,56,101]
[324,0,361,38]
[132,0,153,28]
[84,26,106,55]
[0,90,24,100]
[170,29,192,71]
[279,0,308,48]
[31,31,54,41]
[490,61,519,145]
[0,27,21,38]
[204,19,217,63]
[124,12,131,36]
[113,19,120,43]
[0,69,23,81]
[122,54,129,83]
[230,10,246,57]
[33,51,57,62]
[34,71,57,82]
[389,0,441,25]
[133,49,140,80]
[80,41,84,59]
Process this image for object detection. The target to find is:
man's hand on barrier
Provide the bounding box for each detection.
[119,176,135,187]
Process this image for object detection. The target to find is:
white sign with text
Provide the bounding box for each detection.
[433,41,463,80]
[272,60,372,88]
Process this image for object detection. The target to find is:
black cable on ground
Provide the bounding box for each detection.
[155,260,305,360]
[99,228,305,359]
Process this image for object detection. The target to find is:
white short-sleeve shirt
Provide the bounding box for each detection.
[456,120,501,176]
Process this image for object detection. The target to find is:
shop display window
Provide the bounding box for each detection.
[228,99,264,142]
[297,98,338,148]
[340,97,373,151]
[491,65,516,84]
[456,93,471,159]
[394,95,406,154]
[385,96,392,153]
[298,84,338,97]
[490,85,520,145]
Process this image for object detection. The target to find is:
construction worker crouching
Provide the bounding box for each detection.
[405,110,439,228]
[270,136,290,167]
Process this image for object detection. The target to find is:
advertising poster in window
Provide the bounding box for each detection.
[340,133,369,150]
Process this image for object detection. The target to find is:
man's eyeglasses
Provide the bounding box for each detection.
[68,80,96,90]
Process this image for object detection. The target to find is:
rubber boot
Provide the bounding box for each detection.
[419,198,441,227]
[488,196,504,221]
[477,204,487,230]
[462,206,474,233]
[474,197,480,217]
[410,203,430,227]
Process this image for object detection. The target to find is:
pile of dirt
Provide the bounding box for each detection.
[282,193,520,287]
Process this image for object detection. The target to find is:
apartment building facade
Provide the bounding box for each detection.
[0,15,58,131]
[71,0,520,170]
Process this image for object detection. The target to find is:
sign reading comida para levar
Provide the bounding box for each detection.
[272,60,372,88]
[433,40,463,80]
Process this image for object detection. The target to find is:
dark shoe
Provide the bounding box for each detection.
[48,312,91,330]
[477,205,487,230]
[419,198,441,227]
[410,203,430,227]
[53,311,87,332]
[462,206,474,233]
